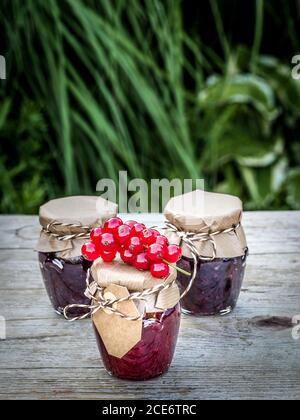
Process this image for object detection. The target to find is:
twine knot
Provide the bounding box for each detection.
[164,221,240,261]
[43,221,92,241]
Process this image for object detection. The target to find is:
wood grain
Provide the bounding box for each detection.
[0,212,299,400]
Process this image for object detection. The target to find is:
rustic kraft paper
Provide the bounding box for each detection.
[92,284,142,359]
[91,259,179,312]
[164,189,247,259]
[90,259,180,358]
[155,282,180,310]
[35,196,118,259]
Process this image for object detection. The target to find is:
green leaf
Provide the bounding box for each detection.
[236,135,284,167]
[198,73,278,121]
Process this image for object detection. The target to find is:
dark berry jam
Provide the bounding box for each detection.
[94,304,181,380]
[38,252,92,316]
[177,253,247,316]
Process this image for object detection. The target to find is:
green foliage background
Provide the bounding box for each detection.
[1,0,300,213]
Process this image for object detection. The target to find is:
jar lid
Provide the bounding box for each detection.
[36,196,118,257]
[164,190,247,259]
[164,189,242,233]
[39,195,117,231]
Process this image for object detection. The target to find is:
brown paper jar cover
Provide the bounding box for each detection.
[164,189,247,259]
[36,196,118,259]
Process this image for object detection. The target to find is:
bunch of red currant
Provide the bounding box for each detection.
[81,217,182,278]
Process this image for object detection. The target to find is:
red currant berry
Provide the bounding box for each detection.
[146,243,166,262]
[150,262,170,278]
[115,224,133,245]
[127,236,144,254]
[164,244,182,263]
[99,232,117,253]
[124,220,137,228]
[81,242,100,261]
[120,248,134,265]
[101,250,117,262]
[131,223,146,237]
[155,235,169,247]
[140,228,160,246]
[103,217,123,234]
[133,252,150,271]
[90,227,103,244]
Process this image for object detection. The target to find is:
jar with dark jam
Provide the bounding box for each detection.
[164,190,248,316]
[36,196,117,316]
[176,253,247,316]
[38,253,92,316]
[88,259,181,381]
[94,305,181,380]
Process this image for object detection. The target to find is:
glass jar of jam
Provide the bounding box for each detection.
[94,305,181,380]
[164,189,248,316]
[87,259,181,380]
[36,196,117,316]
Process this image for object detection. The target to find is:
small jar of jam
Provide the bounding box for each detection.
[36,196,117,316]
[164,190,248,316]
[89,260,181,380]
[94,305,181,380]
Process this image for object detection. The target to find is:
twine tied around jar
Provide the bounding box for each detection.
[163,221,241,299]
[63,269,177,322]
[42,221,92,241]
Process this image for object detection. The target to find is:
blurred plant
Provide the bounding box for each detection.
[196,0,300,210]
[0,0,299,213]
[198,48,300,209]
[0,97,54,213]
[2,0,200,201]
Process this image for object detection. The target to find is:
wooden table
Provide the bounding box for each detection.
[0,212,299,400]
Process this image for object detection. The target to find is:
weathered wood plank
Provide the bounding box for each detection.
[2,314,296,342]
[0,367,299,400]
[0,314,298,370]
[0,212,300,255]
[0,249,42,290]
[0,311,299,399]
[0,215,40,250]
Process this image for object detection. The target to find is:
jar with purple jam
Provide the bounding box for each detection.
[36,196,117,316]
[94,305,181,380]
[87,259,181,380]
[164,189,248,316]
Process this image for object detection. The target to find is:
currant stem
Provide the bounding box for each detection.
[142,243,190,277]
[163,259,191,277]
